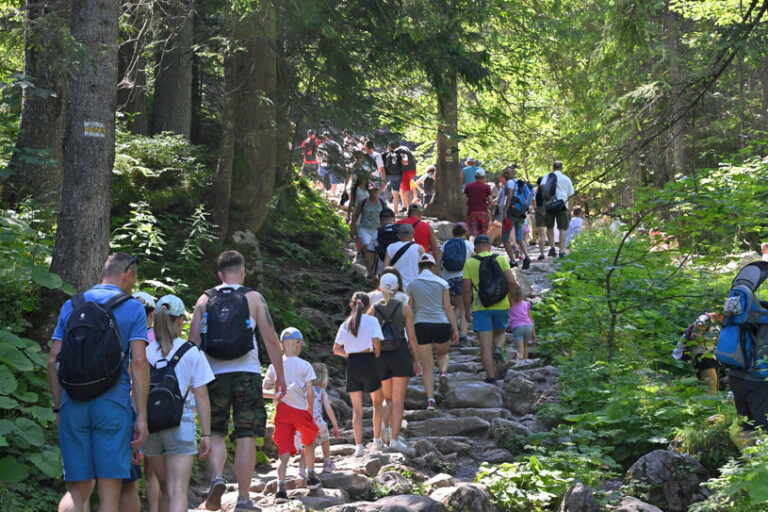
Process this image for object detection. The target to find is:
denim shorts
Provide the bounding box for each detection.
[510,216,525,242]
[473,309,509,332]
[142,412,198,456]
[59,397,135,481]
[511,324,533,343]
[386,173,403,192]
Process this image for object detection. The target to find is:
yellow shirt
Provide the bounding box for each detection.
[462,251,511,311]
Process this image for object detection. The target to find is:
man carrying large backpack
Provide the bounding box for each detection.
[47,252,150,512]
[375,208,401,276]
[503,166,533,269]
[462,235,518,384]
[382,141,404,214]
[190,250,286,511]
[541,161,575,259]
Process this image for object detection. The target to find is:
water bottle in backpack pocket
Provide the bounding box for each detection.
[147,341,195,433]
[201,287,255,360]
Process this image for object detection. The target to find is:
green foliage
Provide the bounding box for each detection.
[476,458,571,512]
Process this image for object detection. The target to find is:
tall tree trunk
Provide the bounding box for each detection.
[4,0,70,208]
[225,3,278,238]
[117,28,148,135]
[666,4,686,179]
[760,57,768,134]
[211,52,235,240]
[424,73,464,221]
[153,0,193,138]
[50,0,119,291]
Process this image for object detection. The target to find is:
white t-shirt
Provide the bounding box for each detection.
[334,314,383,354]
[264,356,316,411]
[205,283,261,376]
[386,241,421,290]
[147,337,215,414]
[440,239,475,281]
[542,171,575,210]
[370,151,384,178]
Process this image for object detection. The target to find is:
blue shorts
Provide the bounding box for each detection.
[473,309,509,332]
[386,174,403,192]
[511,216,525,242]
[59,398,135,481]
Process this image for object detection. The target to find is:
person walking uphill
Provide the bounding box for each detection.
[189,250,286,512]
[397,203,442,261]
[384,223,425,290]
[48,252,150,512]
[463,169,493,238]
[463,235,518,383]
[541,161,575,258]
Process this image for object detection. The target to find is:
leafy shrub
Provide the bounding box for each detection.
[476,458,571,512]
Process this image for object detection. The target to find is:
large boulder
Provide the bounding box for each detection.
[326,495,448,512]
[489,417,532,440]
[430,437,473,456]
[478,448,513,464]
[298,307,331,331]
[608,496,663,512]
[407,416,490,437]
[430,483,496,512]
[559,483,600,512]
[624,450,708,512]
[442,382,504,409]
[425,473,456,490]
[376,470,414,495]
[511,268,533,298]
[450,407,511,422]
[318,471,376,500]
[503,367,559,416]
[290,488,350,509]
[430,221,456,241]
[405,383,428,409]
[329,396,352,425]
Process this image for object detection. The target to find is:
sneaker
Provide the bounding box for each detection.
[372,438,384,452]
[322,459,336,473]
[389,439,408,452]
[459,334,468,346]
[537,254,545,261]
[306,473,322,490]
[353,444,365,457]
[426,398,436,410]
[235,495,261,511]
[548,247,556,258]
[297,469,306,480]
[559,251,567,259]
[522,257,531,270]
[273,491,289,505]
[493,346,505,364]
[205,475,227,511]
[382,427,392,445]
[509,259,518,268]
[439,372,449,394]
[493,347,507,379]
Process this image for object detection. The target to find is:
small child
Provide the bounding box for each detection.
[296,363,341,477]
[263,327,320,504]
[508,286,535,360]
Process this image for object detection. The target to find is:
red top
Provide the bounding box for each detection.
[301,137,321,164]
[397,216,431,253]
[464,181,492,214]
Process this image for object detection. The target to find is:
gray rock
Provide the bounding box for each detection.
[478,448,513,464]
[318,471,375,499]
[405,383,428,409]
[503,369,559,415]
[430,436,473,455]
[511,267,533,298]
[425,473,455,490]
[624,450,708,512]
[442,381,504,409]
[378,464,429,482]
[430,220,456,241]
[329,396,352,425]
[329,444,357,457]
[489,417,532,440]
[335,453,408,477]
[298,307,331,331]
[449,407,511,422]
[608,496,663,512]
[413,438,442,458]
[430,483,496,512]
[559,483,600,512]
[407,416,490,437]
[376,470,414,495]
[326,495,448,512]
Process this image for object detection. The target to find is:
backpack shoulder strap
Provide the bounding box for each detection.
[413,219,421,229]
[204,288,218,298]
[167,341,196,369]
[391,242,415,266]
[71,292,87,311]
[104,292,133,311]
[236,287,253,296]
[379,197,386,209]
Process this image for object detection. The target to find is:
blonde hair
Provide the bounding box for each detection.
[312,362,329,388]
[512,285,524,304]
[154,307,182,356]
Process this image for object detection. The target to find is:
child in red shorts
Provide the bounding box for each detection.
[263,327,320,504]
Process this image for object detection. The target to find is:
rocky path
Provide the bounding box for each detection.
[189,218,562,511]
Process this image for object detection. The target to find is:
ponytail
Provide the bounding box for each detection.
[345,292,370,337]
[154,306,181,357]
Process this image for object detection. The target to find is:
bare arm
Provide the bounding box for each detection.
[254,293,286,397]
[350,203,363,234]
[442,289,459,344]
[429,228,442,263]
[305,382,315,415]
[130,339,150,448]
[192,384,212,460]
[372,337,381,358]
[383,251,392,268]
[463,278,473,322]
[333,343,348,358]
[322,390,340,438]
[47,340,63,410]
[505,269,518,304]
[402,305,422,376]
[188,294,208,345]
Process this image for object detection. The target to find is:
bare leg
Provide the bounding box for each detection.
[477,331,495,380]
[392,191,401,213]
[450,295,466,337]
[207,434,227,480]
[380,378,393,429]
[389,377,409,440]
[558,229,567,253]
[349,391,364,445]
[502,239,515,261]
[435,341,451,373]
[303,444,316,473]
[321,440,331,460]
[364,250,377,281]
[234,438,256,500]
[370,389,384,440]
[145,461,161,512]
[59,483,94,512]
[118,480,140,512]
[417,344,436,399]
[95,478,122,512]
[518,237,530,258]
[493,329,506,350]
[547,227,556,253]
[523,339,529,359]
[162,455,194,512]
[276,452,290,482]
[537,226,548,253]
[700,368,718,395]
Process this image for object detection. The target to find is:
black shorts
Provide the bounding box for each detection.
[545,209,569,230]
[123,463,141,484]
[346,352,382,393]
[693,354,718,374]
[378,342,414,380]
[415,323,452,345]
[729,372,768,430]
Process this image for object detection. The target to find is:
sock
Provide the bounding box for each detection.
[278,480,286,492]
[374,437,382,444]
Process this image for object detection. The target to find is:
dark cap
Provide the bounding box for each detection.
[408,203,422,212]
[380,208,396,218]
[307,129,315,136]
[398,223,415,235]
[474,234,491,245]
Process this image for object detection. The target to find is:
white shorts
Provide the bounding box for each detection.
[142,413,197,457]
[358,228,377,252]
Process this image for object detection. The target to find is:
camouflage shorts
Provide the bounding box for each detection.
[208,372,266,439]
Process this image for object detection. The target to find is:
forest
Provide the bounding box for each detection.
[2,0,768,510]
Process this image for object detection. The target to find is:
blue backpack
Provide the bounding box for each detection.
[715,261,768,378]
[508,180,534,218]
[442,238,467,271]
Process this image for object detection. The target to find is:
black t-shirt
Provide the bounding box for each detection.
[424,175,435,195]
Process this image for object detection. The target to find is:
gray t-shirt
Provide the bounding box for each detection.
[407,270,450,324]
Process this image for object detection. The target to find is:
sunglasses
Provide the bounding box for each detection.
[124,254,140,273]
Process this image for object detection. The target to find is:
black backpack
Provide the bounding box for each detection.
[383,150,402,176]
[396,146,416,172]
[472,255,510,308]
[147,341,196,433]
[543,172,558,201]
[374,301,403,352]
[57,292,134,401]
[201,287,254,360]
[376,224,400,261]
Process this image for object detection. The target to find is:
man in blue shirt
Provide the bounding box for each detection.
[47,252,150,512]
[462,157,483,189]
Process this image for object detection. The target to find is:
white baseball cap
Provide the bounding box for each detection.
[156,294,185,316]
[475,168,486,177]
[133,291,156,309]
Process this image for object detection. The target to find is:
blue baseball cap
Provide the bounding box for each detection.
[474,234,491,245]
[280,327,304,342]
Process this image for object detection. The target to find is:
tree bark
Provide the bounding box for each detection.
[666,4,686,178]
[760,56,768,134]
[153,0,193,138]
[211,52,235,241]
[4,0,70,208]
[50,0,119,291]
[117,29,148,135]
[424,73,464,222]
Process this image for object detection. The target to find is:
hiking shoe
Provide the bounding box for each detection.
[372,438,384,452]
[322,459,336,473]
[426,398,436,410]
[306,473,322,490]
[559,251,567,259]
[548,247,556,258]
[522,257,531,270]
[439,372,449,394]
[458,334,468,346]
[493,346,505,364]
[353,444,365,457]
[537,254,545,261]
[298,469,306,480]
[509,259,518,268]
[273,491,289,505]
[205,475,227,510]
[382,427,392,445]
[389,439,408,452]
[235,496,261,511]
[493,347,508,379]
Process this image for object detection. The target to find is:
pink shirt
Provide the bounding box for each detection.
[508,301,532,328]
